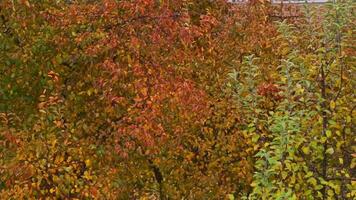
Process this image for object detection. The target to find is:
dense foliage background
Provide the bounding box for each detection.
[0,0,354,199]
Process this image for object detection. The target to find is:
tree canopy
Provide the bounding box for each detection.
[0,0,355,199]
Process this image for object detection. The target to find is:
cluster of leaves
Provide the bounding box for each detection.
[228,1,355,199]
[0,0,354,199]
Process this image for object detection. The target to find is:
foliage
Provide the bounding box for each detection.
[228,1,355,199]
[0,0,354,199]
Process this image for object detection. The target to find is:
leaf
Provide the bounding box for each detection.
[302,146,310,155]
[85,159,92,167]
[330,101,336,109]
[308,177,317,187]
[252,134,260,143]
[227,194,235,200]
[346,116,351,123]
[83,171,92,180]
[339,158,343,164]
[326,148,334,155]
[326,130,332,138]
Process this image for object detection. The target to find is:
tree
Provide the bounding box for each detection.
[228,1,355,199]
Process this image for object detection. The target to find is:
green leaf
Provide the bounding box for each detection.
[326,148,334,155]
[228,194,235,200]
[308,177,317,187]
[302,146,310,155]
[252,134,260,143]
[330,101,335,109]
[326,130,332,138]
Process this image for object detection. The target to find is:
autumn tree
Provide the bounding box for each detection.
[0,0,266,198]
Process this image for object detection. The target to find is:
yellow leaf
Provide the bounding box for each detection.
[326,130,332,138]
[83,171,92,180]
[227,194,235,200]
[308,177,317,186]
[250,181,257,187]
[50,187,56,193]
[281,47,290,55]
[87,89,93,96]
[55,155,64,164]
[51,139,57,147]
[281,77,287,83]
[346,116,351,123]
[52,175,60,183]
[327,189,334,196]
[330,101,336,109]
[302,146,310,155]
[291,175,296,184]
[281,171,288,179]
[85,159,91,167]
